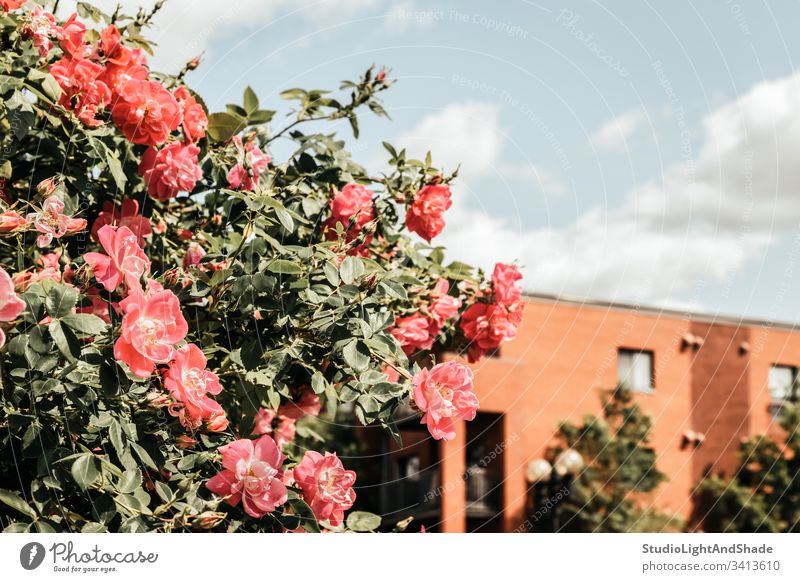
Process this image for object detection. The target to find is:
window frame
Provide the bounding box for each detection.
[616,347,655,394]
[767,363,798,419]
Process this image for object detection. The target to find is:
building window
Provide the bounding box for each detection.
[617,349,654,392]
[768,364,798,418]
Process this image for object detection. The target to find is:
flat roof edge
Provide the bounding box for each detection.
[521,291,800,332]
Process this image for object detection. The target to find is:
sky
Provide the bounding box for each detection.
[77,0,800,324]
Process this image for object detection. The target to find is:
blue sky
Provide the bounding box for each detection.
[88,0,800,323]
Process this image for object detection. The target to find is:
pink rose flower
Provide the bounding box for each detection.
[253,408,296,448]
[113,286,188,378]
[173,86,208,143]
[492,263,523,305]
[163,343,227,432]
[294,451,356,526]
[390,312,439,355]
[139,142,202,201]
[412,361,478,440]
[58,13,86,58]
[0,266,26,348]
[182,242,206,269]
[206,435,288,518]
[226,136,270,191]
[405,184,452,242]
[97,32,149,96]
[83,224,150,293]
[0,0,26,11]
[25,196,78,247]
[429,278,462,325]
[91,199,152,246]
[0,210,27,233]
[323,183,374,253]
[459,301,524,362]
[111,79,181,146]
[50,56,110,127]
[278,389,321,420]
[21,5,58,57]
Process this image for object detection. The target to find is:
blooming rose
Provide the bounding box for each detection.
[111,79,181,146]
[138,142,202,201]
[206,435,288,518]
[21,6,58,57]
[390,312,438,355]
[405,184,452,242]
[412,361,478,440]
[429,278,462,325]
[294,451,356,526]
[173,86,208,143]
[58,13,86,58]
[459,301,524,362]
[253,408,296,448]
[0,210,27,233]
[0,266,26,348]
[0,0,26,11]
[91,199,152,246]
[322,183,375,253]
[12,252,62,291]
[226,136,270,191]
[278,390,321,420]
[50,56,111,127]
[26,196,84,247]
[97,28,149,96]
[182,242,206,269]
[83,224,150,292]
[113,286,188,378]
[163,343,227,432]
[492,263,523,305]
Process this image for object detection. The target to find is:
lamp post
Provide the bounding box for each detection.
[525,449,584,532]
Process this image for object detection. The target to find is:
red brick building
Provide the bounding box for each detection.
[368,293,800,532]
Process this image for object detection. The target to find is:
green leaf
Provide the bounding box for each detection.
[207,112,243,142]
[49,321,80,362]
[118,469,142,494]
[343,339,370,372]
[41,73,62,103]
[243,86,259,113]
[154,481,174,503]
[0,488,37,519]
[346,511,381,532]
[340,256,364,285]
[267,260,303,275]
[71,454,101,491]
[46,285,78,318]
[105,151,127,190]
[61,313,107,336]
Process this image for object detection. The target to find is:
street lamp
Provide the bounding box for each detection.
[554,448,584,476]
[525,449,584,532]
[526,459,553,483]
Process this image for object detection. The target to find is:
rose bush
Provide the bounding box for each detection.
[0,1,523,533]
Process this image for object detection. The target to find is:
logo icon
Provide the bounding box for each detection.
[19,542,45,570]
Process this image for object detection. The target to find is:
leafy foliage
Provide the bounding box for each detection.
[693,405,800,532]
[0,1,511,532]
[547,386,677,532]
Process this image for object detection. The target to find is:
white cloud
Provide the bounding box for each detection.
[408,72,800,306]
[589,108,647,151]
[394,102,503,176]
